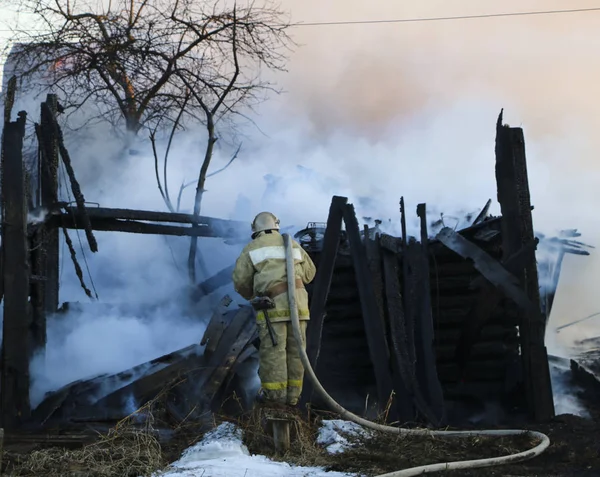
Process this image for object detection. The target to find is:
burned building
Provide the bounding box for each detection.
[0,96,590,445]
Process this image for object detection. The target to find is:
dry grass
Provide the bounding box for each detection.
[4,405,165,477]
[235,404,538,477]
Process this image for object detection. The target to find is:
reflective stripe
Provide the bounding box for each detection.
[287,379,303,388]
[261,381,288,390]
[249,245,302,266]
[256,309,310,320]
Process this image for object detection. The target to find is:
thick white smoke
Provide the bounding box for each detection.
[2,0,600,412]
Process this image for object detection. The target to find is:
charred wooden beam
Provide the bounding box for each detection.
[444,235,538,372]
[42,99,98,253]
[495,109,554,421]
[39,95,60,318]
[414,204,446,426]
[62,206,247,235]
[380,247,416,423]
[343,202,395,412]
[200,295,235,360]
[399,197,416,368]
[365,233,399,423]
[436,227,537,313]
[302,196,347,407]
[31,343,201,425]
[1,111,32,429]
[54,215,237,238]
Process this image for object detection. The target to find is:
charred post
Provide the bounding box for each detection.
[380,242,416,423]
[365,231,399,423]
[1,111,32,429]
[39,95,60,317]
[302,196,346,405]
[495,109,555,421]
[414,204,446,426]
[343,203,395,412]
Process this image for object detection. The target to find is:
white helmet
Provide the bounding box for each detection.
[251,211,280,235]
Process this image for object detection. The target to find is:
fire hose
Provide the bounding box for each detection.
[281,233,550,477]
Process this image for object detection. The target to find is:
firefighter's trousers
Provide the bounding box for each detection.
[257,319,308,405]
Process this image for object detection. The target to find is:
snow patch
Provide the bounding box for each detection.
[154,422,358,477]
[317,420,370,454]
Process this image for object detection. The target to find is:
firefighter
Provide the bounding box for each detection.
[232,211,316,407]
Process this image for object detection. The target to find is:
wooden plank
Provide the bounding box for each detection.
[55,215,238,238]
[365,233,399,423]
[342,202,394,412]
[414,203,446,426]
[399,197,416,367]
[39,95,60,317]
[169,307,255,420]
[200,295,235,360]
[199,310,256,408]
[61,206,247,235]
[1,111,31,430]
[380,247,416,423]
[302,196,346,407]
[495,109,554,421]
[32,343,201,423]
[29,228,46,359]
[306,196,346,367]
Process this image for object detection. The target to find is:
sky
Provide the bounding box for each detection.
[1,0,600,398]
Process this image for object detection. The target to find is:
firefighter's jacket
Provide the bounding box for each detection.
[232,231,316,323]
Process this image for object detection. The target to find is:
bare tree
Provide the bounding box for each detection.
[4,0,293,284]
[3,0,292,135]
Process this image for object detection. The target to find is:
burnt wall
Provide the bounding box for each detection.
[306,219,525,420]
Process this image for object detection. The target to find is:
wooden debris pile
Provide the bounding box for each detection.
[28,297,259,430]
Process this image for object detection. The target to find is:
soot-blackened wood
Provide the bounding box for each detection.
[200,311,256,410]
[302,196,346,407]
[436,227,537,313]
[495,110,554,421]
[56,215,234,238]
[365,233,398,423]
[415,204,446,426]
[29,227,46,360]
[61,206,247,237]
[399,197,416,367]
[32,343,201,424]
[456,237,539,370]
[0,245,4,304]
[1,111,31,430]
[343,203,394,411]
[306,196,346,367]
[39,95,60,317]
[172,307,255,420]
[200,295,235,360]
[381,247,415,423]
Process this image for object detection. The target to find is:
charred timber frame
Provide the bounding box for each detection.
[37,206,248,239]
[413,204,446,426]
[302,196,347,405]
[1,111,31,429]
[494,109,554,421]
[365,230,400,423]
[342,203,395,414]
[29,95,62,361]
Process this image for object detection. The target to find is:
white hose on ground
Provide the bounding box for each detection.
[281,233,550,477]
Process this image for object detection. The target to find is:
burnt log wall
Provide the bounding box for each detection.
[307,219,525,420]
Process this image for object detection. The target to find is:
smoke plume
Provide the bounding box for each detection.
[2,0,600,412]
